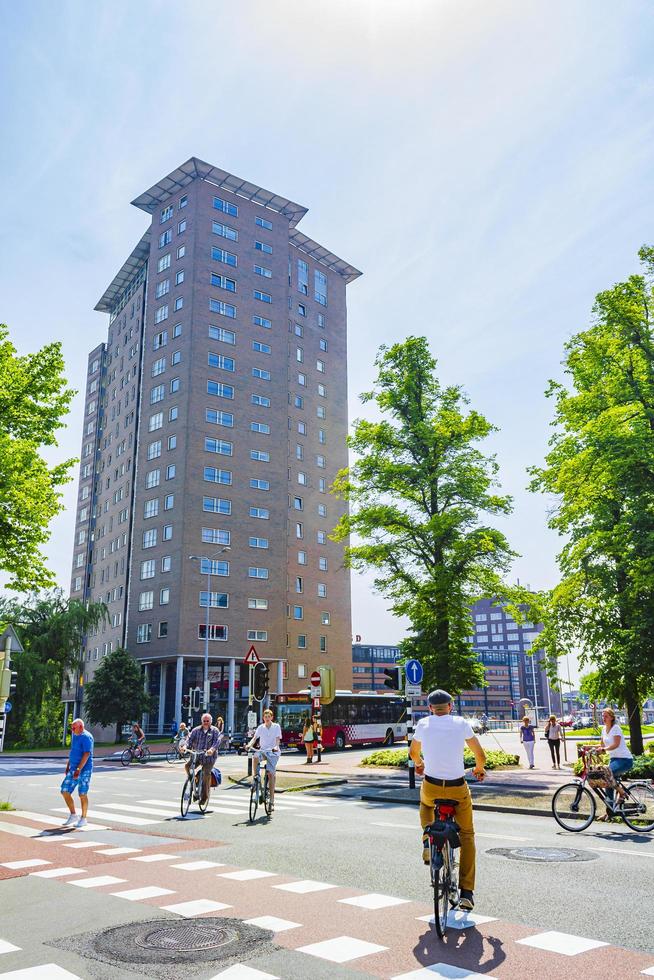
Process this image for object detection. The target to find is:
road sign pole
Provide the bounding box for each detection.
[406,696,415,789]
[247,664,254,778]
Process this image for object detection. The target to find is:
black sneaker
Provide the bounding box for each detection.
[459,889,474,911]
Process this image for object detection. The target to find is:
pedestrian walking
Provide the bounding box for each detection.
[520,715,536,769]
[302,716,314,763]
[60,718,94,829]
[545,714,563,769]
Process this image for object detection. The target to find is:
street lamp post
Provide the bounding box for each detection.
[189,547,231,712]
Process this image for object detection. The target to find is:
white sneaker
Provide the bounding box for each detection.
[62,814,77,828]
[75,817,88,829]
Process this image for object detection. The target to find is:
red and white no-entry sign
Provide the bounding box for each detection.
[310,670,321,687]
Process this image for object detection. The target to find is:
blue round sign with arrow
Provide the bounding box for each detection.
[3,701,12,713]
[404,659,423,685]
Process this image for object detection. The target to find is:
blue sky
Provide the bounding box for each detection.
[2,1,654,676]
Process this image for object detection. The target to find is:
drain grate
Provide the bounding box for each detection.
[487,846,597,863]
[135,922,238,952]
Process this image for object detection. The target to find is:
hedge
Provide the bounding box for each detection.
[360,748,519,770]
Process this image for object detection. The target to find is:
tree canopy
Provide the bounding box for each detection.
[530,246,654,754]
[84,647,151,742]
[0,324,76,590]
[332,336,516,693]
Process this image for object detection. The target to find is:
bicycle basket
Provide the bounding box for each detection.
[210,769,222,788]
[587,766,614,789]
[425,819,461,850]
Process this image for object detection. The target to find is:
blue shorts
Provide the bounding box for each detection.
[254,749,279,772]
[61,768,92,796]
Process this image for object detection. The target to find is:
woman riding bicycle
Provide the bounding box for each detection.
[593,708,633,820]
[130,722,146,755]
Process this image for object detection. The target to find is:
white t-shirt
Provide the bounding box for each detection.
[255,722,281,752]
[603,724,632,760]
[414,714,475,779]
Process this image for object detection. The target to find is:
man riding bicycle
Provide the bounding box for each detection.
[409,689,486,912]
[246,708,281,810]
[184,713,221,804]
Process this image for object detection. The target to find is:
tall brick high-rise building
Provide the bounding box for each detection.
[66,158,361,735]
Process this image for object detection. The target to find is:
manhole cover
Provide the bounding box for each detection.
[487,846,597,863]
[135,923,237,952]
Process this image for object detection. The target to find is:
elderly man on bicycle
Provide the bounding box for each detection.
[184,713,221,804]
[409,689,486,913]
[246,708,282,810]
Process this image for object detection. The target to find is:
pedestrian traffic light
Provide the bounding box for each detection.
[382,666,401,691]
[182,694,190,710]
[253,661,269,702]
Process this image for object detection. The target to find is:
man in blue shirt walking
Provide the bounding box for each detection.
[60,718,94,829]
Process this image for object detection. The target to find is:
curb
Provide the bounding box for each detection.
[358,793,553,818]
[227,774,348,793]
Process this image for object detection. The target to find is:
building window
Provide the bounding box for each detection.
[294,395,304,409]
[298,303,306,317]
[179,194,188,209]
[254,265,272,279]
[321,612,331,625]
[160,205,173,223]
[164,494,174,510]
[159,229,172,248]
[253,341,271,354]
[177,219,186,234]
[199,591,229,608]
[298,663,307,678]
[177,244,186,259]
[295,522,303,538]
[248,597,268,609]
[166,464,176,480]
[154,305,169,324]
[253,315,272,329]
[317,405,326,419]
[136,624,152,643]
[211,272,237,292]
[155,279,170,298]
[202,528,230,546]
[298,373,306,386]
[152,357,166,377]
[198,624,228,641]
[205,437,233,456]
[248,567,269,579]
[158,254,171,273]
[150,384,165,404]
[297,472,307,486]
[249,506,269,519]
[317,530,326,544]
[168,435,177,450]
[158,622,168,638]
[149,412,164,432]
[143,529,157,549]
[213,196,238,217]
[293,496,303,510]
[209,325,236,345]
[169,406,178,422]
[208,352,235,372]
[254,290,272,304]
[211,246,238,267]
[297,259,308,295]
[173,297,183,312]
[256,215,273,230]
[319,556,328,571]
[249,536,269,549]
[209,299,237,319]
[206,409,234,427]
[252,367,271,381]
[250,421,270,434]
[203,496,232,514]
[147,440,162,460]
[250,478,270,491]
[145,469,160,489]
[316,455,326,468]
[316,359,325,373]
[320,635,327,652]
[314,269,327,306]
[212,221,238,241]
[208,381,235,400]
[255,240,273,254]
[204,467,232,485]
[140,560,155,579]
[252,394,271,407]
[139,591,154,611]
[250,449,270,462]
[200,558,229,575]
[298,551,307,565]
[297,635,307,649]
[160,588,170,605]
[317,583,327,597]
[320,338,328,352]
[247,629,268,642]
[144,499,159,519]
[161,556,172,572]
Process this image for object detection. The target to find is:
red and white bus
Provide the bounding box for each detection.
[273,691,407,750]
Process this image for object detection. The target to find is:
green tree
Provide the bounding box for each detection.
[0,324,76,590]
[332,336,516,693]
[530,246,654,755]
[84,648,151,742]
[0,591,107,747]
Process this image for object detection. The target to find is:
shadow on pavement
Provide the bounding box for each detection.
[412,925,505,975]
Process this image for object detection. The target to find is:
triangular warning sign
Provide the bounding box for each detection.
[244,645,260,665]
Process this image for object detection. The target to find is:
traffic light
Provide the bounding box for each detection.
[182,694,190,710]
[253,661,269,702]
[382,666,401,691]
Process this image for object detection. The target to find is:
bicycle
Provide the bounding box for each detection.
[552,747,654,833]
[424,799,461,938]
[180,750,217,817]
[248,751,273,822]
[166,741,187,764]
[121,742,150,766]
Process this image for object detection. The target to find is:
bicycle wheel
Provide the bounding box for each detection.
[431,844,449,939]
[120,749,132,767]
[621,782,654,832]
[166,747,178,764]
[180,776,192,817]
[263,773,272,816]
[552,782,596,831]
[446,844,460,909]
[139,747,150,764]
[249,777,259,822]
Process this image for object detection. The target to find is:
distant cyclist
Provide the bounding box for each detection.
[409,689,486,912]
[173,721,189,754]
[130,722,146,756]
[246,708,282,810]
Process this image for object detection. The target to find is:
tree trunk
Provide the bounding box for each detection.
[624,681,643,756]
[115,722,121,744]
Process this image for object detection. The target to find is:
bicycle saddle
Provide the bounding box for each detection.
[434,798,460,808]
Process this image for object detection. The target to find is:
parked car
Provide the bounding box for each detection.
[230,730,249,754]
[560,715,575,727]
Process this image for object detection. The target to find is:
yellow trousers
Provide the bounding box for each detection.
[419,779,476,892]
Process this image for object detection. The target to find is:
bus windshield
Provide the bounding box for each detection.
[275,701,310,731]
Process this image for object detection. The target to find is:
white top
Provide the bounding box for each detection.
[602,723,632,760]
[255,722,282,752]
[414,714,475,780]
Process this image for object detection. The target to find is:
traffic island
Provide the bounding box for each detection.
[227,770,347,793]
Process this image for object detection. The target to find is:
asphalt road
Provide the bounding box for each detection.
[1,749,653,960]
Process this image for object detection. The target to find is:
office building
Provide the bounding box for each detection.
[351,643,401,691]
[66,158,361,735]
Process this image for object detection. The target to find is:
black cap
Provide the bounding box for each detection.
[428,689,453,705]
